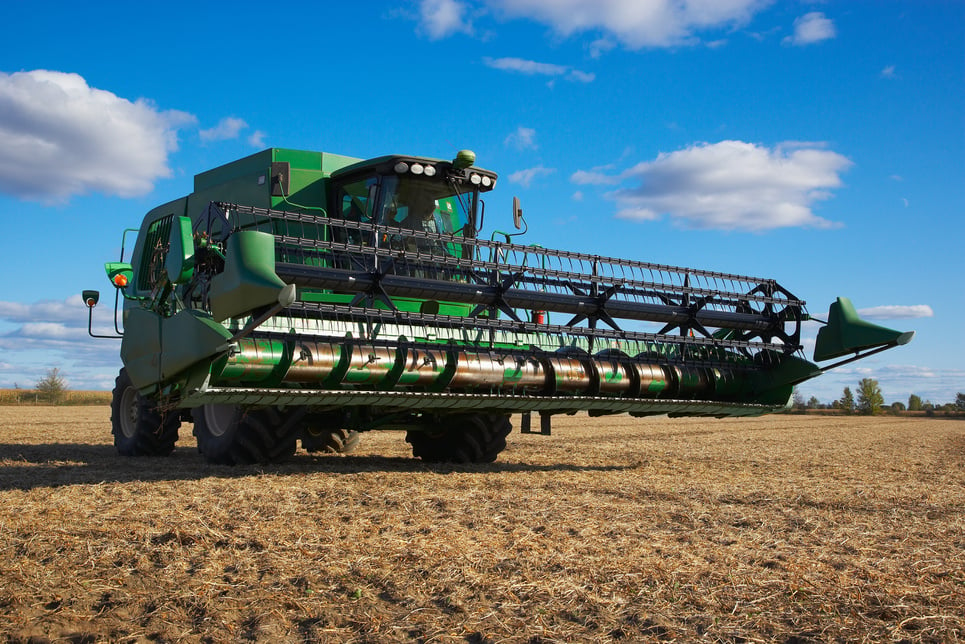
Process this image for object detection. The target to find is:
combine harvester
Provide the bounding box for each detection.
[84,148,913,464]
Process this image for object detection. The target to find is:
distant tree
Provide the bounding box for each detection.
[956,393,965,412]
[890,401,906,412]
[840,387,855,414]
[830,399,841,410]
[857,378,884,415]
[35,368,67,404]
[806,396,820,409]
[792,389,806,410]
[908,394,922,412]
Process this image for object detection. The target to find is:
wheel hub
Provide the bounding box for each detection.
[203,404,238,438]
[119,387,139,439]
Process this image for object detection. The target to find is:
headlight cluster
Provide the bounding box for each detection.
[394,161,437,177]
[469,173,493,187]
[393,159,495,188]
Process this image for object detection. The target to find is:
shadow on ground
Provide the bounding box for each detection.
[0,442,633,491]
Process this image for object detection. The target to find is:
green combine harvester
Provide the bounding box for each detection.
[84,148,913,464]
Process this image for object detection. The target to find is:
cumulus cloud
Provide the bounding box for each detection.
[419,0,473,39]
[783,12,836,46]
[0,70,195,202]
[508,165,556,188]
[504,126,538,150]
[857,305,934,320]
[573,140,852,232]
[486,0,770,49]
[483,57,595,82]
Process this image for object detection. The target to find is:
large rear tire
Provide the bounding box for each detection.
[111,368,180,456]
[192,404,302,465]
[406,414,512,463]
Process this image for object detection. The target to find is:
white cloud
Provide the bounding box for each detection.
[248,130,267,148]
[419,0,472,39]
[504,126,538,150]
[199,116,248,142]
[0,295,86,325]
[880,65,896,79]
[483,57,595,82]
[484,57,566,75]
[14,322,86,341]
[0,295,122,390]
[880,364,938,379]
[0,70,195,202]
[508,165,556,188]
[576,140,852,231]
[487,0,770,49]
[570,169,620,185]
[783,12,836,46]
[588,37,616,58]
[857,305,934,320]
[567,69,596,83]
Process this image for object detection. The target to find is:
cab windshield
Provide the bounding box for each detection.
[333,173,477,251]
[377,174,475,238]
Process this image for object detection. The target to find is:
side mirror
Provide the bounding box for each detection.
[512,196,523,230]
[82,290,100,308]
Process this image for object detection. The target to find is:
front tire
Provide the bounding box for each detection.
[192,404,302,465]
[111,368,180,456]
[406,414,512,463]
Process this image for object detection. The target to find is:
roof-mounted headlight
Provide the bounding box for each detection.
[410,163,424,175]
[423,165,437,177]
[394,161,409,174]
[469,173,481,185]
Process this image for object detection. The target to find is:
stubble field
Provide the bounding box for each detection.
[0,407,962,643]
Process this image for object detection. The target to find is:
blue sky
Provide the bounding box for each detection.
[0,0,962,406]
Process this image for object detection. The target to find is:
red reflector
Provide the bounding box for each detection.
[113,273,128,287]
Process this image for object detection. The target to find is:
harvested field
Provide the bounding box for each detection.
[0,408,962,643]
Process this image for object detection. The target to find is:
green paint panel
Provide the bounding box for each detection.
[209,231,287,322]
[160,309,233,381]
[814,297,914,362]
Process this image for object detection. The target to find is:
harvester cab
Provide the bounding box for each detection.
[84,147,913,466]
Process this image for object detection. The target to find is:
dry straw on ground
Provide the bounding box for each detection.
[0,407,962,643]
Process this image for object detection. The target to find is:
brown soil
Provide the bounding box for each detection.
[0,408,962,642]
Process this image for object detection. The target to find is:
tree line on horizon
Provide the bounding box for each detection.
[794,378,965,416]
